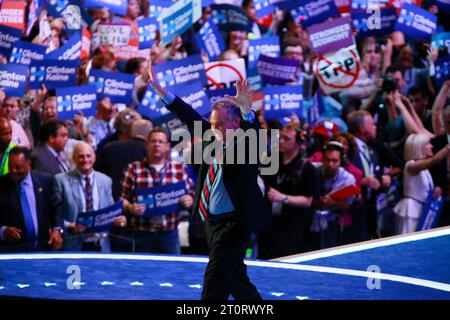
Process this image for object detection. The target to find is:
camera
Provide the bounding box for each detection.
[381,76,398,93]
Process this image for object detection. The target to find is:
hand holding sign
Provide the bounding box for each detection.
[224,80,254,114]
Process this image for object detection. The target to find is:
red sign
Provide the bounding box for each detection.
[0,0,25,31]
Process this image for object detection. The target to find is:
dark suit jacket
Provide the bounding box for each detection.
[32,145,64,176]
[94,137,148,200]
[0,171,56,251]
[166,96,272,232]
[350,142,382,201]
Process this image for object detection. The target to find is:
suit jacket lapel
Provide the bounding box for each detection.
[69,172,84,213]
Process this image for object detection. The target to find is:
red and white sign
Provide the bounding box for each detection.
[0,0,25,31]
[81,28,91,60]
[313,46,361,95]
[114,44,150,61]
[204,58,246,90]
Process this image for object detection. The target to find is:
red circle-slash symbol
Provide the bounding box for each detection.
[205,63,244,89]
[315,49,360,89]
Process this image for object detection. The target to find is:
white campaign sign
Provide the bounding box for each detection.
[95,23,130,47]
[313,45,361,95]
[204,58,246,90]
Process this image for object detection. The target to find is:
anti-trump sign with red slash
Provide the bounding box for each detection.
[307,16,355,55]
[313,45,361,95]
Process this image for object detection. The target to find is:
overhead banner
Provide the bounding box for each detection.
[76,201,123,234]
[210,4,252,32]
[94,23,130,47]
[263,85,303,119]
[9,41,46,65]
[307,16,354,55]
[256,54,300,85]
[248,36,280,69]
[46,32,81,60]
[159,0,202,46]
[154,54,207,87]
[84,0,127,16]
[0,24,22,57]
[432,32,450,52]
[0,63,28,97]
[313,45,361,95]
[351,7,397,39]
[88,69,134,104]
[0,0,25,31]
[136,182,187,217]
[394,3,437,41]
[204,58,246,90]
[195,19,226,61]
[56,85,98,120]
[29,60,79,89]
[138,17,158,49]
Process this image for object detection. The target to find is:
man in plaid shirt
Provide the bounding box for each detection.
[121,128,194,254]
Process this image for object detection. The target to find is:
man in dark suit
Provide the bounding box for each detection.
[0,146,62,252]
[147,63,272,300]
[430,105,450,226]
[32,119,69,175]
[347,110,391,241]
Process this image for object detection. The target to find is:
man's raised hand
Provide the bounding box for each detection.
[224,80,254,114]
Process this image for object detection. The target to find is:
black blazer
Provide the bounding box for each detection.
[166,96,272,232]
[351,143,382,201]
[0,171,56,251]
[430,134,448,196]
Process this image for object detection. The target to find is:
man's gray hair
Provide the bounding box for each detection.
[211,99,241,122]
[347,110,371,134]
[131,119,153,140]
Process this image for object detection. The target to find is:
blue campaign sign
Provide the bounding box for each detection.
[206,87,236,110]
[154,54,207,87]
[247,67,263,92]
[292,0,339,27]
[137,80,210,120]
[29,60,79,89]
[435,0,450,14]
[46,32,81,60]
[195,19,226,61]
[0,63,28,97]
[352,8,397,39]
[253,0,274,18]
[0,25,22,57]
[136,182,187,217]
[149,0,172,19]
[138,17,158,49]
[210,4,252,32]
[248,36,280,69]
[44,0,91,31]
[434,55,450,89]
[76,201,123,234]
[88,69,134,104]
[84,0,127,16]
[263,85,303,119]
[432,32,450,52]
[394,3,437,41]
[9,41,46,65]
[56,85,97,120]
[159,0,197,46]
[416,189,445,231]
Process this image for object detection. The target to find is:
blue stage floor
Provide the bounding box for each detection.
[1,227,450,300]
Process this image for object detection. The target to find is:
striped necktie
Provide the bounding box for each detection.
[84,176,94,211]
[198,162,219,220]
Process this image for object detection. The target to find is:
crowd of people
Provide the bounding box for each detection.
[0,0,449,260]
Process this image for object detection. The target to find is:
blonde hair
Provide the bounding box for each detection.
[404,133,430,161]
